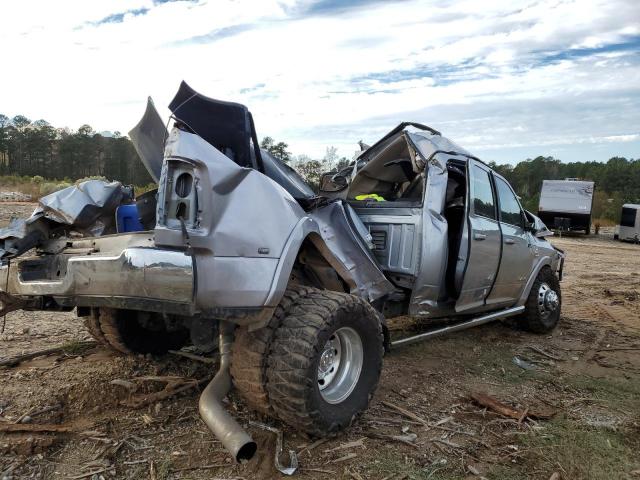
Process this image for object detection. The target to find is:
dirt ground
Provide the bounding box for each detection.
[0,202,638,480]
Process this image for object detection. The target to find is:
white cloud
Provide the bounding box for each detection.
[0,0,638,163]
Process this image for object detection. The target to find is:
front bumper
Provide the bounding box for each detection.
[1,233,195,315]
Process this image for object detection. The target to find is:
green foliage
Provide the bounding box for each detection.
[0,114,153,186]
[494,155,640,221]
[0,175,153,200]
[135,182,158,195]
[40,181,72,196]
[74,175,108,184]
[260,136,292,163]
[1,112,636,221]
[293,154,324,190]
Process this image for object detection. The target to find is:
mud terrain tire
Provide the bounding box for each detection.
[85,308,188,354]
[266,289,383,436]
[231,285,315,415]
[520,267,561,333]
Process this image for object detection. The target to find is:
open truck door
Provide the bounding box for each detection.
[455,161,501,312]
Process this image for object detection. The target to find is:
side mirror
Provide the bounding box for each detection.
[523,210,554,238]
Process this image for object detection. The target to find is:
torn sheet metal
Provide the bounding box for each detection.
[0,214,50,260]
[409,150,450,317]
[0,180,134,261]
[310,201,395,303]
[169,80,260,170]
[35,180,132,228]
[128,97,167,183]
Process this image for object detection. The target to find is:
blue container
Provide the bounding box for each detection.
[116,204,144,232]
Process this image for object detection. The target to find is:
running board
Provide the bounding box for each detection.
[390,306,525,348]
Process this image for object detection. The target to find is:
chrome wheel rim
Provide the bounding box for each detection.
[317,327,363,404]
[538,283,559,319]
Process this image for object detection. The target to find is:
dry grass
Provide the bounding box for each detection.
[0,175,155,200]
[592,217,617,227]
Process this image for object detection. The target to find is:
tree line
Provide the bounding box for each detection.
[0,114,152,186]
[490,156,640,221]
[0,114,637,221]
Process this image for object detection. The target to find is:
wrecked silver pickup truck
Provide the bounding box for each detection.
[0,82,564,462]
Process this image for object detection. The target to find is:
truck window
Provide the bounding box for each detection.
[621,207,637,227]
[495,177,523,227]
[471,165,496,220]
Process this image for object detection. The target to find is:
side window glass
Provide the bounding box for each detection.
[471,165,496,219]
[496,177,523,226]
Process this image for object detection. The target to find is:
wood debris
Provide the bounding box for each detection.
[380,401,429,426]
[69,467,109,479]
[110,379,137,392]
[365,432,420,449]
[0,423,74,433]
[331,452,358,463]
[299,467,336,475]
[528,345,565,361]
[122,376,209,408]
[0,341,96,367]
[324,437,366,453]
[168,349,216,364]
[470,392,555,421]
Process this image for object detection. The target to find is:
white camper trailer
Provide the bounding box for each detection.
[615,204,640,243]
[538,179,595,234]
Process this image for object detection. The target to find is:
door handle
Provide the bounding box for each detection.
[473,233,487,241]
[504,238,515,245]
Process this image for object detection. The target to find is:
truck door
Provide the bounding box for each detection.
[455,162,501,312]
[486,175,534,306]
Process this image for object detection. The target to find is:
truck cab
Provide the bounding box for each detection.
[320,124,562,322]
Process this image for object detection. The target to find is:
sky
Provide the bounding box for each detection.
[1,0,639,164]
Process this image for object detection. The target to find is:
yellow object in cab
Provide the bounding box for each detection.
[355,194,386,202]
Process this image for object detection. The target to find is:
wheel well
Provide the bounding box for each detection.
[290,237,391,351]
[291,237,350,292]
[520,262,554,305]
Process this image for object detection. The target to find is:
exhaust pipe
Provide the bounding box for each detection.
[198,321,257,462]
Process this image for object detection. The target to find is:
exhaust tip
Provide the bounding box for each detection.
[236,441,258,462]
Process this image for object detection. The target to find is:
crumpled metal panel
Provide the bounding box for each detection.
[154,127,304,257]
[154,128,392,310]
[0,214,49,260]
[310,201,395,302]
[405,130,475,168]
[169,80,257,169]
[407,148,451,317]
[36,180,132,228]
[129,97,167,183]
[0,180,134,261]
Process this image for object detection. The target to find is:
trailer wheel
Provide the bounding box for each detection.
[86,308,189,354]
[266,289,383,436]
[520,267,561,333]
[230,285,315,415]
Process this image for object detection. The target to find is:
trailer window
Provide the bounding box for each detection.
[621,207,637,227]
[495,177,523,227]
[471,165,496,220]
